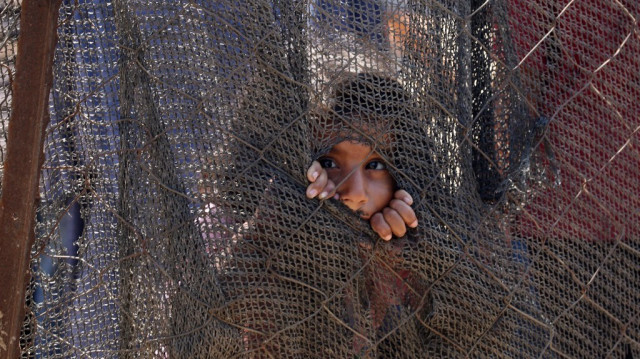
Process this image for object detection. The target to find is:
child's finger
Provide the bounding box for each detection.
[389,199,418,228]
[382,207,407,237]
[306,169,328,198]
[306,161,323,182]
[370,213,392,241]
[394,189,413,205]
[318,179,336,200]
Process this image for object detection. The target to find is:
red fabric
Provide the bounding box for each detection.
[508,0,640,240]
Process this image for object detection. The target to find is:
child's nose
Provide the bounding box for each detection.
[338,170,368,208]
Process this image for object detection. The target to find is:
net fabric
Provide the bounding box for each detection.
[17,0,639,358]
[0,0,20,194]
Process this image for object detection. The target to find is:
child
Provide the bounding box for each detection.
[305,73,430,356]
[305,73,419,241]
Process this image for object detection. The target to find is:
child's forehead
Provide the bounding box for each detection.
[328,140,374,154]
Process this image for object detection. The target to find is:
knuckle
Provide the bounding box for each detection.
[389,199,404,209]
[371,213,384,226]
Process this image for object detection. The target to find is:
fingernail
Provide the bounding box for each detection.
[409,220,418,228]
[404,196,413,205]
[383,234,392,241]
[333,194,340,200]
[319,192,328,199]
[311,171,319,181]
[308,189,318,197]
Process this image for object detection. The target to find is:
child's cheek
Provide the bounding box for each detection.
[370,176,396,214]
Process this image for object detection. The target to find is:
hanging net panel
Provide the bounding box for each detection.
[4,0,638,357]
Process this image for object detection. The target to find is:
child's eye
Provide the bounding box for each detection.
[365,160,386,170]
[319,157,337,169]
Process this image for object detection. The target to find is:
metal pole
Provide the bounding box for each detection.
[0,0,62,357]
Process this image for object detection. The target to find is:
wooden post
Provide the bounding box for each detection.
[0,0,62,357]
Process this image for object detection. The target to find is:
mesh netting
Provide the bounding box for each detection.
[0,0,20,195]
[8,0,639,357]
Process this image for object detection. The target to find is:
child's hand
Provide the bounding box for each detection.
[369,190,418,241]
[306,160,337,200]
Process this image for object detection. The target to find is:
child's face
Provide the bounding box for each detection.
[319,141,395,219]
